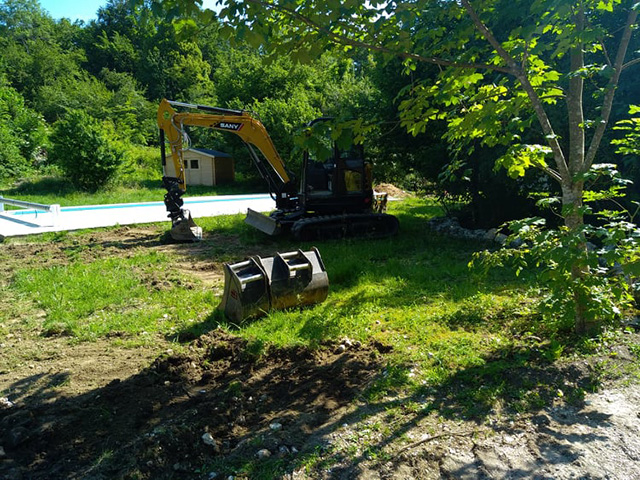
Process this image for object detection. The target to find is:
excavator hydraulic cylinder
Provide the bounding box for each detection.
[219,248,329,322]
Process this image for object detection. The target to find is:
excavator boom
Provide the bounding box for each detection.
[157,99,297,241]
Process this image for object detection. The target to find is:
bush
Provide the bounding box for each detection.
[473,165,639,335]
[0,79,48,178]
[49,110,124,191]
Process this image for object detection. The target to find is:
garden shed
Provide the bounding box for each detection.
[164,148,234,186]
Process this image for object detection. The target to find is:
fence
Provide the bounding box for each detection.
[0,195,61,226]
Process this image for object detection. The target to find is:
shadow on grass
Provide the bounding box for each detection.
[0,331,617,480]
[1,176,73,197]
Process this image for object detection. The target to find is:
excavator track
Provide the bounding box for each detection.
[291,213,399,241]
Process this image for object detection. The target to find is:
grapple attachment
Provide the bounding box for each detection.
[219,248,329,322]
[170,210,203,242]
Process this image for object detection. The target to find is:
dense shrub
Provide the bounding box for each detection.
[0,80,48,178]
[49,110,124,191]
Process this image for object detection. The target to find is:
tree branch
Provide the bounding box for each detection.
[622,57,640,71]
[585,8,638,169]
[567,4,586,176]
[460,0,570,183]
[537,163,563,183]
[242,0,516,74]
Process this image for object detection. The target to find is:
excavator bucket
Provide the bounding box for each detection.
[219,248,329,323]
[244,208,280,236]
[170,210,203,242]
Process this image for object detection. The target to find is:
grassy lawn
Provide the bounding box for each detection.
[1,196,559,408]
[3,194,640,479]
[0,166,266,208]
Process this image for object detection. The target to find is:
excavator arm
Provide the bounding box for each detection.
[157,99,298,241]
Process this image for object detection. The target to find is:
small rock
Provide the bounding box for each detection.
[0,397,14,409]
[485,228,498,240]
[173,462,188,472]
[532,414,551,426]
[0,446,5,458]
[494,233,508,244]
[269,422,282,431]
[279,445,291,455]
[256,449,271,459]
[207,472,218,479]
[336,344,346,353]
[291,446,299,454]
[202,432,219,450]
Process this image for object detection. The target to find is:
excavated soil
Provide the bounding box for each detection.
[374,184,411,199]
[0,330,386,479]
[2,226,640,479]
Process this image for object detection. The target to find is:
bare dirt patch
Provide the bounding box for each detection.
[0,330,386,479]
[374,184,411,199]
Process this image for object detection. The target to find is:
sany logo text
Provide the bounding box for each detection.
[216,122,244,131]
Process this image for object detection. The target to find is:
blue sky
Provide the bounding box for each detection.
[39,0,217,22]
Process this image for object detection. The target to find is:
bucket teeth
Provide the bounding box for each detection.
[219,248,329,322]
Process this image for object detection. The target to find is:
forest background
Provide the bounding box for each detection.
[2,0,637,227]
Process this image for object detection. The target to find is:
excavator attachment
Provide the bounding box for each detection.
[219,248,329,322]
[244,208,280,236]
[170,210,203,242]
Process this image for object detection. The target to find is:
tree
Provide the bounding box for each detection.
[198,0,638,333]
[0,76,47,178]
[49,110,124,191]
[0,0,85,106]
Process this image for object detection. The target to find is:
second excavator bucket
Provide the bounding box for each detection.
[170,210,203,242]
[244,208,280,236]
[219,248,329,323]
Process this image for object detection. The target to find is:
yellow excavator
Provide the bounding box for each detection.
[157,99,398,242]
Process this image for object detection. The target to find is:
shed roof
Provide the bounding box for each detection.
[188,148,232,158]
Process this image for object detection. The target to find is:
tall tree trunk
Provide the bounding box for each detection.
[564,6,591,333]
[562,180,592,333]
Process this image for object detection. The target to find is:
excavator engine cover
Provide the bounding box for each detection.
[219,248,329,322]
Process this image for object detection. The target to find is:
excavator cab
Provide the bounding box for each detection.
[301,143,373,214]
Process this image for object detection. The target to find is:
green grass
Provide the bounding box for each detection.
[4,195,592,410]
[232,198,529,373]
[11,250,217,340]
[0,169,266,208]
[4,196,533,356]
[6,194,638,478]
